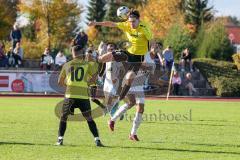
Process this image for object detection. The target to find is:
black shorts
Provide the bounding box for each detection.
[62,98,91,118]
[112,50,145,73]
[125,51,145,73]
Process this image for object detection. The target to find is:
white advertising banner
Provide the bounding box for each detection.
[0,71,58,93]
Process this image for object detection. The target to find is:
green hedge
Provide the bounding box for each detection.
[193,58,240,97]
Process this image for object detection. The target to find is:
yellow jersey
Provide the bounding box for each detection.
[59,58,98,99]
[116,21,153,55]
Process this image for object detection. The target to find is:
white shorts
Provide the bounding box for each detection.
[103,78,119,96]
[128,86,145,104]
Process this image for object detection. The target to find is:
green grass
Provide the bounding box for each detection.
[0,98,240,160]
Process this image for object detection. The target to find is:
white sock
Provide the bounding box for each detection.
[111,103,128,122]
[58,136,63,140]
[94,137,100,141]
[131,112,143,135]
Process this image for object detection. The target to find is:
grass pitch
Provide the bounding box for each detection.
[0,97,240,160]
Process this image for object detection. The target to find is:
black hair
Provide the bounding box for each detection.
[128,9,140,19]
[72,45,84,57]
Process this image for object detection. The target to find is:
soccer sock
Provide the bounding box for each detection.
[87,120,99,138]
[92,98,106,109]
[110,102,119,117]
[131,112,143,135]
[111,103,128,122]
[119,84,131,100]
[58,120,67,137]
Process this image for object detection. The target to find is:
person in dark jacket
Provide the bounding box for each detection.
[10,23,22,49]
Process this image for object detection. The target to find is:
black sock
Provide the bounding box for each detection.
[119,84,131,100]
[92,98,106,109]
[87,120,99,138]
[58,120,67,137]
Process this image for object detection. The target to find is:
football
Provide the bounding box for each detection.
[117,6,129,20]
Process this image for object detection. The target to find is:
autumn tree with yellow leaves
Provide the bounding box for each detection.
[18,0,83,58]
[0,0,18,40]
[141,0,185,39]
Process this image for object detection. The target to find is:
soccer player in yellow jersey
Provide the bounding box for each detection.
[89,9,153,129]
[56,45,104,147]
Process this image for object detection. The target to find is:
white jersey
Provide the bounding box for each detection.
[105,61,123,81]
[103,61,124,96]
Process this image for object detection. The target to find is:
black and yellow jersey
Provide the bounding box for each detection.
[116,21,153,55]
[58,58,98,99]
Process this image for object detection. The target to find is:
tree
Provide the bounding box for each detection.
[122,0,148,8]
[87,0,106,23]
[17,0,83,59]
[100,0,123,43]
[164,24,193,58]
[196,20,234,60]
[183,0,213,32]
[18,0,83,49]
[0,0,18,39]
[141,0,184,39]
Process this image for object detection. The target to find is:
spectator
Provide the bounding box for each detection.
[71,29,88,48]
[55,51,67,69]
[10,23,22,49]
[41,48,54,70]
[180,48,193,72]
[13,42,23,68]
[0,42,8,68]
[154,43,164,71]
[162,46,174,72]
[7,47,15,67]
[172,71,182,95]
[184,73,197,96]
[13,42,24,59]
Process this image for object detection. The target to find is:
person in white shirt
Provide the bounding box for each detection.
[172,71,182,95]
[41,48,54,70]
[55,51,67,69]
[103,43,125,118]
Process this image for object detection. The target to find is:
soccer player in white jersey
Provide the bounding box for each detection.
[108,43,160,141]
[103,43,125,117]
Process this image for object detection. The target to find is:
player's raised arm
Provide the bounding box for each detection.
[88,21,117,28]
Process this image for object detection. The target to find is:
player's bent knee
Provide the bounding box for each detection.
[112,50,128,62]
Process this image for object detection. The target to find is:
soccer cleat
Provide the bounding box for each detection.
[129,134,140,141]
[55,138,63,146]
[108,120,115,131]
[95,140,104,147]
